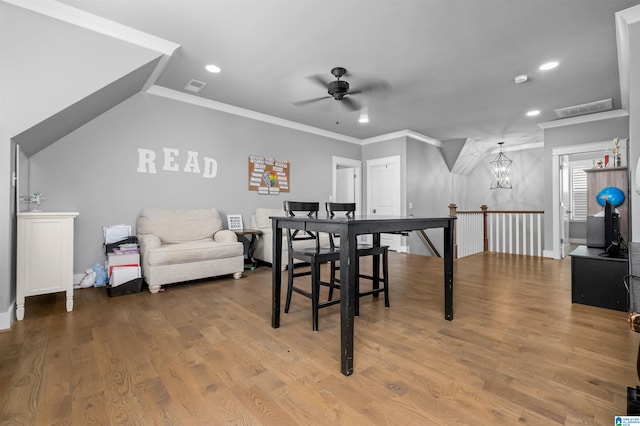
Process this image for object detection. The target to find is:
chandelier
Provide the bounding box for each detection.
[490,142,512,189]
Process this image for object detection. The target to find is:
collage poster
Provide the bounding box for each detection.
[248,155,290,194]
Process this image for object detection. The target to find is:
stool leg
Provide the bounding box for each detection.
[328,259,337,301]
[285,257,294,313]
[383,249,390,308]
[372,251,380,299]
[355,256,360,317]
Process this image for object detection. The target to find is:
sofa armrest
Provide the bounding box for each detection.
[138,234,161,252]
[213,229,238,243]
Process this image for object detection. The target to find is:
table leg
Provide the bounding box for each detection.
[272,223,282,328]
[248,234,258,269]
[340,229,357,376]
[444,222,454,321]
[372,233,380,297]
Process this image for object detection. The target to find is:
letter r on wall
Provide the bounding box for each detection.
[137,148,157,174]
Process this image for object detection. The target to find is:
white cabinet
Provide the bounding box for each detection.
[16,211,79,321]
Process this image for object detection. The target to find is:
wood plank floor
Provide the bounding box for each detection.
[0,252,637,425]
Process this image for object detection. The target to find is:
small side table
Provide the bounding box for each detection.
[234,229,263,270]
[16,211,79,320]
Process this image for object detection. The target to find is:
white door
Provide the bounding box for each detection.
[332,156,361,213]
[336,167,356,203]
[367,155,402,251]
[560,157,571,257]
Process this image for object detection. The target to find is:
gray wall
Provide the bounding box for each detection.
[460,147,545,211]
[543,116,629,254]
[0,1,161,326]
[29,92,360,273]
[360,137,545,256]
[405,139,451,255]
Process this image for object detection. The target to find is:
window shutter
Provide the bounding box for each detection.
[570,166,588,221]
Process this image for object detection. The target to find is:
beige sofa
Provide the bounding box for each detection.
[250,207,330,269]
[137,208,244,293]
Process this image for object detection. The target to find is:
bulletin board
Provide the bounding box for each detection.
[248,155,290,194]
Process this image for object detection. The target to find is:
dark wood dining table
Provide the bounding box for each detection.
[270,214,456,376]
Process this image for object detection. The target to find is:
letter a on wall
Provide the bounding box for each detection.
[248,155,290,194]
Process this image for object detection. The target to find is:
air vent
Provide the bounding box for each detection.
[184,79,207,93]
[554,98,612,119]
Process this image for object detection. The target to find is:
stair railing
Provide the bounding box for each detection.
[449,204,544,258]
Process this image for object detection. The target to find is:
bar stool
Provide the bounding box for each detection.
[325,202,390,316]
[283,201,341,331]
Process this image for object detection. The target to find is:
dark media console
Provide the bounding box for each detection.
[573,166,629,312]
[569,245,628,312]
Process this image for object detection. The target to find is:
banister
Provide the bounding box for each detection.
[451,204,544,258]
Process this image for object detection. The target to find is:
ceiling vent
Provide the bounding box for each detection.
[184,79,207,93]
[554,98,612,119]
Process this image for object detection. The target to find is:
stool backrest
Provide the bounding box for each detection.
[284,201,321,251]
[325,202,357,248]
[325,202,356,218]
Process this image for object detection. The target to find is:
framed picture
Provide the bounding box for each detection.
[227,214,243,230]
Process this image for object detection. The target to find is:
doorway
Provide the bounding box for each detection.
[366,155,402,251]
[551,140,625,259]
[332,156,361,210]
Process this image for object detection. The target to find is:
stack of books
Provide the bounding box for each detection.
[111,242,139,254]
[102,224,143,296]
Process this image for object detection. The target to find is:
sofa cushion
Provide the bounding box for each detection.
[255,208,285,229]
[146,241,243,266]
[137,208,223,244]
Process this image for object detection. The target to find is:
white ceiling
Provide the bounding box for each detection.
[54,0,640,147]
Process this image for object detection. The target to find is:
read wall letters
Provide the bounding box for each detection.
[137,148,218,179]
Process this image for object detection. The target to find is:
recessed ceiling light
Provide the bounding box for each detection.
[205,64,221,73]
[358,116,369,124]
[539,61,559,71]
[514,74,528,84]
[526,110,541,117]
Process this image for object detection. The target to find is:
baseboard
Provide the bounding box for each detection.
[570,238,587,244]
[0,300,15,331]
[397,245,410,254]
[542,249,556,259]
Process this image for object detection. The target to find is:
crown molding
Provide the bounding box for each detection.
[146,85,363,144]
[361,130,442,147]
[489,141,544,154]
[537,109,628,130]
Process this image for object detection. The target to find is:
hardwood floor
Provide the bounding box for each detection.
[0,252,637,425]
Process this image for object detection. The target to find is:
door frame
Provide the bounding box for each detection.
[366,155,403,251]
[550,141,614,259]
[332,156,362,211]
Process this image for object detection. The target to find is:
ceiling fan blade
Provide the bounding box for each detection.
[341,96,360,111]
[350,80,391,95]
[307,74,331,88]
[293,95,331,106]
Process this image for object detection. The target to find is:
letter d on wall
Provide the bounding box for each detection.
[202,157,218,178]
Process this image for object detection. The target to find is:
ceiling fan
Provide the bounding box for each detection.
[294,67,389,112]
